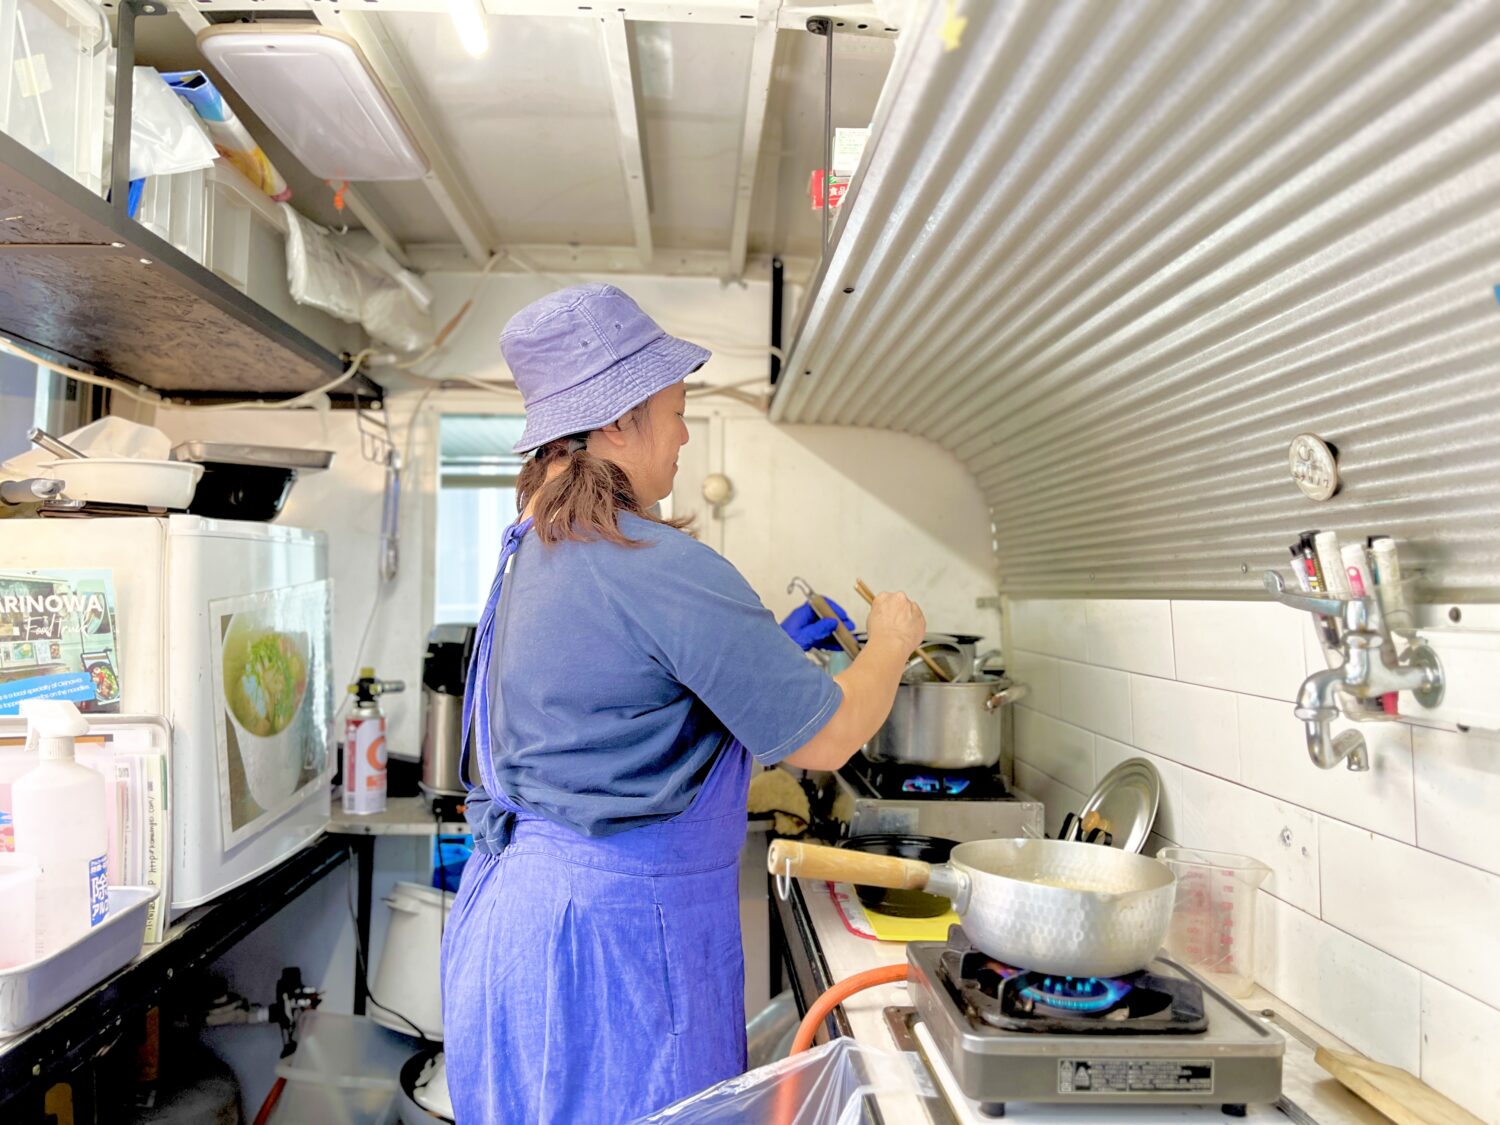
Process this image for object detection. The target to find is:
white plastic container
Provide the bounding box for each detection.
[1156,846,1271,998]
[369,882,451,1040]
[0,885,156,1032]
[0,0,109,193]
[40,457,203,510]
[12,700,109,957]
[0,853,38,968]
[273,1011,419,1125]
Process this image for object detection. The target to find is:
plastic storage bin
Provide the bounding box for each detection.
[0,854,38,968]
[273,1011,420,1125]
[1156,847,1270,998]
[0,885,157,1032]
[0,0,108,193]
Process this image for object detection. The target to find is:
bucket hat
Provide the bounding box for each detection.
[501,284,711,454]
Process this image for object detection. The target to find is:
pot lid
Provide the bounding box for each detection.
[1073,758,1160,854]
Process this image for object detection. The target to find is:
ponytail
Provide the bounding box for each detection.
[515,405,693,547]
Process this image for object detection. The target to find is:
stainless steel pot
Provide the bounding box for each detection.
[769,837,1177,978]
[864,672,1028,769]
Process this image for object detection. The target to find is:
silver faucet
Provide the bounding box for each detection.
[1264,571,1444,772]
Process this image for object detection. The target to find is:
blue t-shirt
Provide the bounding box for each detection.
[485,513,842,837]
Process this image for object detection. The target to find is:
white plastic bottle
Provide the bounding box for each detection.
[12,700,109,956]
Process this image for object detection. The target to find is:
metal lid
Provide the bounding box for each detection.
[1074,758,1160,853]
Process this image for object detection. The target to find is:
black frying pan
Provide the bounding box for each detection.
[837,833,958,918]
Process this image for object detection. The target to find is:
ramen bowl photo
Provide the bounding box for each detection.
[221,613,312,812]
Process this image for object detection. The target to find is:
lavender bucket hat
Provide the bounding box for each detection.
[501,284,711,454]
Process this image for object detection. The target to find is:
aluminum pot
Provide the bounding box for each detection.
[864,672,1028,769]
[770,837,1176,978]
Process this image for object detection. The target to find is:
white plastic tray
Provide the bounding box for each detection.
[0,886,157,1033]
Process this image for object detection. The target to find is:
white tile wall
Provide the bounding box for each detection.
[1006,650,1059,717]
[1130,675,1239,778]
[1255,895,1422,1073]
[1319,818,1500,1012]
[1009,598,1087,661]
[1420,977,1500,1125]
[1238,695,1417,843]
[1058,660,1132,744]
[1085,599,1175,677]
[1013,707,1094,794]
[1176,769,1321,914]
[1413,725,1500,877]
[1172,599,1310,701]
[1008,596,1500,1123]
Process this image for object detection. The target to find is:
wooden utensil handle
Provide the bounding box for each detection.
[853,578,951,682]
[807,593,861,659]
[767,840,933,890]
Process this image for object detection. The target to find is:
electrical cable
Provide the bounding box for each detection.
[343,846,434,1045]
[0,335,375,413]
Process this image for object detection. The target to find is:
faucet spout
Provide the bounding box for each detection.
[1294,666,1369,771]
[1303,720,1369,771]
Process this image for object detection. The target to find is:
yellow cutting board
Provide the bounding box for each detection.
[862,901,961,943]
[1315,1047,1484,1125]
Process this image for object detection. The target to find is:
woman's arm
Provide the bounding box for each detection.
[781,592,925,771]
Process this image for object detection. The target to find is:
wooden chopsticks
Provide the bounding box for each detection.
[853,578,952,682]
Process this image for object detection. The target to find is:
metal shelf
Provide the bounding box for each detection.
[0,833,349,1113]
[0,128,369,398]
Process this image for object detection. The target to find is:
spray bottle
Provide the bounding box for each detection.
[343,669,404,816]
[12,700,109,956]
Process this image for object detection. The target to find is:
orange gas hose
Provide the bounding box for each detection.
[789,964,910,1055]
[252,1075,286,1125]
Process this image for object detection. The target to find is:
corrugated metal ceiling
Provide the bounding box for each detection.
[773,0,1500,599]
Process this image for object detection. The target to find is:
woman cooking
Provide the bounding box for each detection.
[440,283,926,1124]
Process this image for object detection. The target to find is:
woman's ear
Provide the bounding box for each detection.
[594,422,631,451]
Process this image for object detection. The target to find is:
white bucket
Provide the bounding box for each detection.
[369,882,452,1040]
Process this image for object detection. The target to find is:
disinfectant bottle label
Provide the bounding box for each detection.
[89,855,109,926]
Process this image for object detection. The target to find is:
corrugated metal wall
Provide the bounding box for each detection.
[772,0,1500,598]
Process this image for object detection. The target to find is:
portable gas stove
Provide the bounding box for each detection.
[890,929,1283,1119]
[832,760,1044,840]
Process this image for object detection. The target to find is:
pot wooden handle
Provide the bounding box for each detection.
[767,840,933,890]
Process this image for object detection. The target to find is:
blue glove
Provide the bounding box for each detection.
[780,598,857,652]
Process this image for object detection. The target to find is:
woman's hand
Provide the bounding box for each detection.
[865,591,926,656]
[781,589,929,772]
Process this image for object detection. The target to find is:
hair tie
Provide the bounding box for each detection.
[565,437,587,454]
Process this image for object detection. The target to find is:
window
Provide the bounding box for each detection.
[433,415,527,625]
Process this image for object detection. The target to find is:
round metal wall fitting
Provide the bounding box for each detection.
[1289,433,1340,501]
[1410,643,1444,709]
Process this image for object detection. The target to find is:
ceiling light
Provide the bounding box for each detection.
[447,0,490,58]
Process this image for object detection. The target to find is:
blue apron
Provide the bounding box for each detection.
[440,519,752,1124]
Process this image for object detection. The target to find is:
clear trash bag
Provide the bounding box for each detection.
[631,1039,930,1125]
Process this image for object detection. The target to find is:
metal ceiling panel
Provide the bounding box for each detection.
[637,22,753,252]
[382,13,636,247]
[773,0,1500,599]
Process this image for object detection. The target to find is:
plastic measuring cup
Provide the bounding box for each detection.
[1155,847,1270,998]
[0,854,40,967]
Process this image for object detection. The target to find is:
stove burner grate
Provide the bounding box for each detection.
[938,932,1209,1035]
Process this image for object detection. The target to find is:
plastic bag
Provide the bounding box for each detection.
[281,205,435,351]
[630,1038,929,1125]
[282,203,363,323]
[160,70,292,202]
[127,67,218,180]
